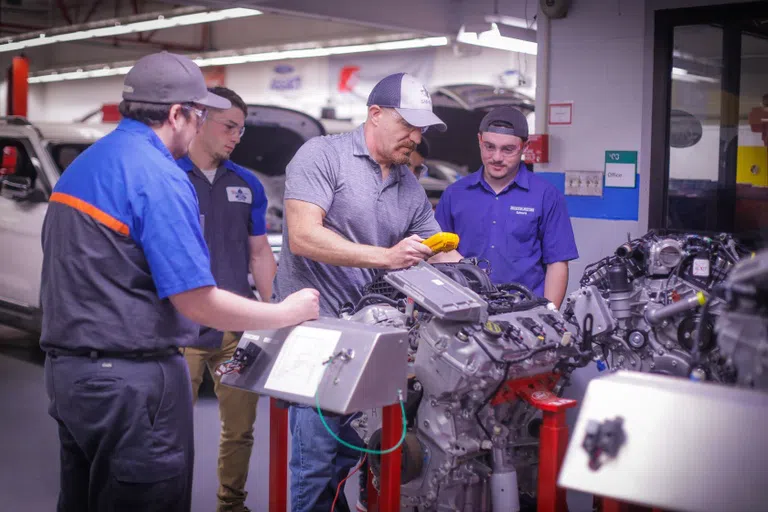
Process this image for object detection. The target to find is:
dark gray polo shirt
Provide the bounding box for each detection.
[273,124,440,316]
[177,156,268,348]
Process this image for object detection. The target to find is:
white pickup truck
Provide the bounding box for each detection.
[0,118,113,332]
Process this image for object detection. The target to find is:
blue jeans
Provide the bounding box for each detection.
[289,405,364,512]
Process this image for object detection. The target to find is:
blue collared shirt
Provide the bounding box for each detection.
[435,164,578,296]
[40,118,215,352]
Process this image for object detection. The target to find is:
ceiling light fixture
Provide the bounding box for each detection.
[28,36,449,84]
[0,7,260,54]
[672,66,719,84]
[457,23,537,55]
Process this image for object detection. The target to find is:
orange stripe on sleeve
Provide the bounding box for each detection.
[50,192,130,236]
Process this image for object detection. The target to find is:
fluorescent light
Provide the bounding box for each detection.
[28,37,449,84]
[671,66,719,84]
[457,23,537,55]
[0,7,259,53]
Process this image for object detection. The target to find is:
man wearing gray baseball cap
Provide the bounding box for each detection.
[40,51,320,512]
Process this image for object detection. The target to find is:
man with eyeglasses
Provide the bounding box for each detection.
[40,53,319,512]
[175,86,271,512]
[274,72,462,512]
[435,106,578,308]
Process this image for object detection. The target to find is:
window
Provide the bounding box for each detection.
[650,2,768,249]
[47,143,92,174]
[0,138,48,200]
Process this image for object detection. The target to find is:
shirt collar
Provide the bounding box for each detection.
[351,123,406,181]
[468,162,532,194]
[116,118,176,163]
[351,124,370,157]
[176,155,234,174]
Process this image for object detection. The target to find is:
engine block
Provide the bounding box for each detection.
[343,262,590,511]
[712,249,768,391]
[562,231,748,382]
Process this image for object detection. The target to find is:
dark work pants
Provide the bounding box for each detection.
[44,351,194,512]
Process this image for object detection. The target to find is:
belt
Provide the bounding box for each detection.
[47,346,180,360]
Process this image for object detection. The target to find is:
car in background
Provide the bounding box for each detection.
[0,117,114,332]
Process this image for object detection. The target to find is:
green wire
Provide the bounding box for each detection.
[314,363,408,455]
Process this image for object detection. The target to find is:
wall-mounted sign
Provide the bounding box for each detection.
[270,64,302,91]
[604,150,638,188]
[548,102,573,125]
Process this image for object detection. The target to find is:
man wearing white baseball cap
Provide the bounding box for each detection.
[40,51,320,512]
[274,72,459,512]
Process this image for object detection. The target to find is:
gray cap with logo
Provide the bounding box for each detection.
[122,51,230,110]
[479,105,529,140]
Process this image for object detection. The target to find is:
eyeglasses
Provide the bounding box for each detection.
[181,104,208,127]
[210,118,246,138]
[480,141,523,157]
[413,164,428,177]
[389,109,428,134]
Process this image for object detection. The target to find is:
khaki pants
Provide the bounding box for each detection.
[184,332,259,512]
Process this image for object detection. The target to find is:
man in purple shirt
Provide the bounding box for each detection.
[435,106,578,307]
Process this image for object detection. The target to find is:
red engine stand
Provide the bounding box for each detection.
[268,398,289,512]
[494,374,578,512]
[365,403,402,512]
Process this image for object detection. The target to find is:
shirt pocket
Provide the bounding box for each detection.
[504,210,539,257]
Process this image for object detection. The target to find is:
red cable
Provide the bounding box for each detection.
[331,454,368,512]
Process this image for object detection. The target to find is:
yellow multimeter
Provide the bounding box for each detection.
[423,232,460,253]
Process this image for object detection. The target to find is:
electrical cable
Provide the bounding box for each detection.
[315,362,407,455]
[330,454,367,512]
[496,282,537,301]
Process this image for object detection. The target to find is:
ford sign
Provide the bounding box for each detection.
[274,64,295,75]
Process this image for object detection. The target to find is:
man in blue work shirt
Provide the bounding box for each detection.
[40,52,319,512]
[177,86,273,512]
[435,106,578,307]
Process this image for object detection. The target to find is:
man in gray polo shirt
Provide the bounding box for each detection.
[274,72,461,512]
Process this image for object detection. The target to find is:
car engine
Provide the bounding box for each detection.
[341,261,592,512]
[711,249,768,391]
[561,231,749,382]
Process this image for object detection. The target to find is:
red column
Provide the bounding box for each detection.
[537,410,570,512]
[269,398,288,512]
[378,403,402,512]
[7,56,29,117]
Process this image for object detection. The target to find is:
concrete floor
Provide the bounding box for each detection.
[0,325,360,512]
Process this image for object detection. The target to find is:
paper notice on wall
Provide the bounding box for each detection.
[263,326,341,398]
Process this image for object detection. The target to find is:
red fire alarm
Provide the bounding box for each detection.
[524,134,549,164]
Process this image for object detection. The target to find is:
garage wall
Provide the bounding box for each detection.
[21,45,535,124]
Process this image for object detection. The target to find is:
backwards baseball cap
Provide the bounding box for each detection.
[122,51,230,110]
[479,106,529,140]
[367,73,447,132]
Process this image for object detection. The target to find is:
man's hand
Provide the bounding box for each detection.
[279,288,321,323]
[383,234,434,269]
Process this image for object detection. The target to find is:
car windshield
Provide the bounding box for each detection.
[48,143,92,174]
